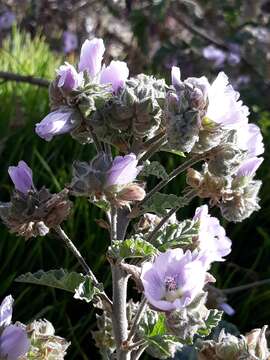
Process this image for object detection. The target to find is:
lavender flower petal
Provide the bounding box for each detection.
[100,60,129,92]
[35,107,78,141]
[206,72,249,128]
[237,123,264,157]
[0,296,13,327]
[171,66,181,87]
[78,38,105,78]
[237,157,263,177]
[8,161,33,194]
[193,205,231,266]
[105,153,141,188]
[0,325,30,360]
[56,62,84,91]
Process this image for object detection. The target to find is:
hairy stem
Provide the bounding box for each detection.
[110,207,131,360]
[127,297,147,343]
[54,226,112,310]
[54,225,94,277]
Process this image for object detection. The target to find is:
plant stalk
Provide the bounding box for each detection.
[110,206,131,360]
[54,226,112,310]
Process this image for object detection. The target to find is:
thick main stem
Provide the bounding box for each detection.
[110,207,131,360]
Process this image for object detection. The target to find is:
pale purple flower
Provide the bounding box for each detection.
[0,295,13,327]
[63,31,78,53]
[193,205,231,265]
[206,72,249,129]
[202,45,226,67]
[56,62,84,91]
[219,302,235,316]
[78,38,105,78]
[100,60,129,92]
[0,296,30,360]
[0,325,30,360]
[0,11,15,31]
[35,107,77,141]
[237,123,264,157]
[141,249,209,311]
[105,153,142,188]
[171,66,181,87]
[8,161,33,194]
[236,157,263,177]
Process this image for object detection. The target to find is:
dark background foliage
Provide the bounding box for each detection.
[0,0,270,359]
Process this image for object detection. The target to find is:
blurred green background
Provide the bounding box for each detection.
[0,1,270,359]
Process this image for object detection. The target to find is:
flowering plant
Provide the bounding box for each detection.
[0,37,268,359]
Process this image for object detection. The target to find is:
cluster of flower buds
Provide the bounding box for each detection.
[70,152,145,207]
[0,161,71,239]
[198,326,270,360]
[36,38,129,144]
[91,74,167,151]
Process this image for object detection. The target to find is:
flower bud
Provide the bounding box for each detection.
[100,60,129,92]
[36,107,82,141]
[8,161,33,195]
[78,38,105,78]
[116,184,146,204]
[56,62,84,91]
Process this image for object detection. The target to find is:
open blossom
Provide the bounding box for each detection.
[141,249,211,311]
[8,161,33,194]
[0,296,30,360]
[193,205,231,265]
[206,72,249,128]
[56,62,84,91]
[35,107,78,141]
[100,60,129,92]
[78,38,105,78]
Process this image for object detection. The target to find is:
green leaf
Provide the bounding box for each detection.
[140,161,169,180]
[15,269,85,293]
[74,277,103,303]
[198,309,223,337]
[155,220,199,250]
[162,149,186,157]
[110,236,158,259]
[149,313,167,337]
[142,193,184,216]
